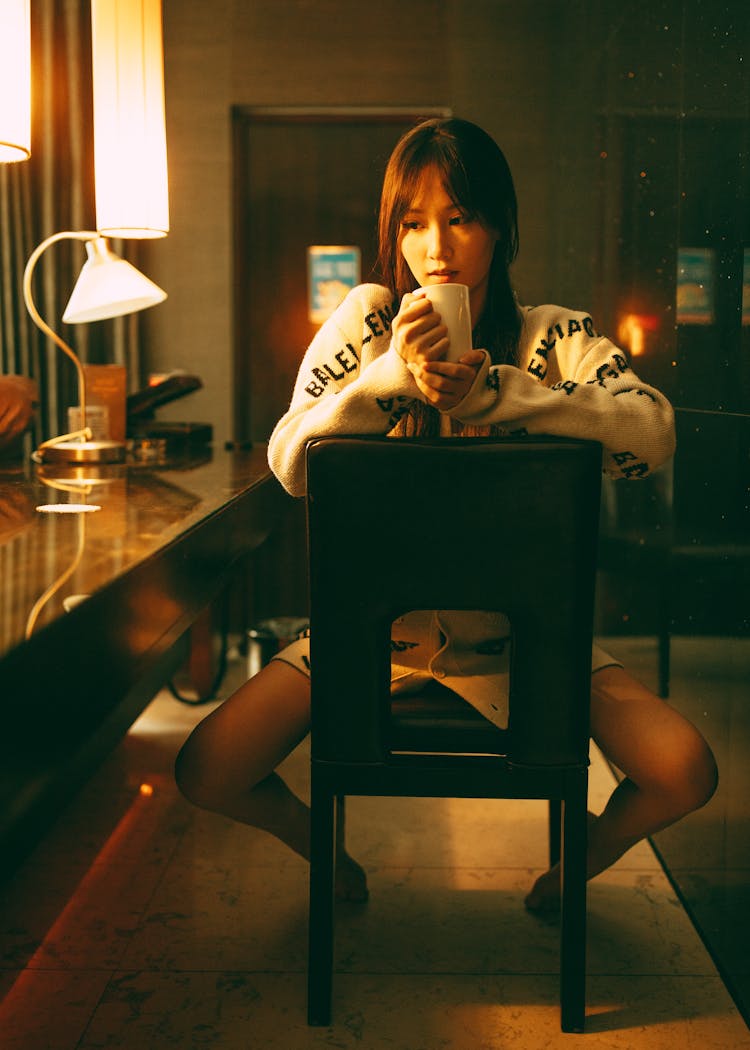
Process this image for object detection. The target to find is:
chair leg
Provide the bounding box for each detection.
[559,770,588,1033]
[548,798,561,867]
[307,779,337,1026]
[335,794,346,855]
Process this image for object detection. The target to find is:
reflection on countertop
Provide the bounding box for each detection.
[0,446,277,655]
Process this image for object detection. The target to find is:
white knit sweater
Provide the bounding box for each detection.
[268,283,675,498]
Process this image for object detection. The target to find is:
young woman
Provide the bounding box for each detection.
[176,117,717,909]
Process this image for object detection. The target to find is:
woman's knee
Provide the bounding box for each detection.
[174,660,312,814]
[636,723,718,820]
[591,666,718,815]
[174,727,224,812]
[666,731,718,814]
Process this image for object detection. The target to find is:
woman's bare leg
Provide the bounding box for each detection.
[175,659,368,900]
[525,665,718,910]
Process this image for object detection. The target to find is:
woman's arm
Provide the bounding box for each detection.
[268,285,418,496]
[452,306,675,478]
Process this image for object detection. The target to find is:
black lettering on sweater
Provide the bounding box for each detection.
[377,395,412,429]
[335,348,357,374]
[551,379,578,395]
[365,304,394,340]
[527,316,596,380]
[587,354,631,388]
[304,343,360,398]
[613,386,657,403]
[612,450,649,478]
[621,460,649,478]
[365,311,384,337]
[528,334,554,379]
[528,358,548,379]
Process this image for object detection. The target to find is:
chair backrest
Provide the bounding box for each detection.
[306,435,602,769]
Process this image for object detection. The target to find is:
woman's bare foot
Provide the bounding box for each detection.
[525,812,600,913]
[335,852,369,902]
[524,865,561,913]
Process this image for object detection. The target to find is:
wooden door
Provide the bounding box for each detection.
[233,108,448,619]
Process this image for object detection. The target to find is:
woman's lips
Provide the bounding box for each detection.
[428,271,458,282]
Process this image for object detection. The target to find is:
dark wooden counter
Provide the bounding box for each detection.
[0,447,289,878]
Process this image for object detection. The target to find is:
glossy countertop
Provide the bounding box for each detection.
[0,446,281,663]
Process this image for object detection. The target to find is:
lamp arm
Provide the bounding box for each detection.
[23,231,99,446]
[25,511,87,638]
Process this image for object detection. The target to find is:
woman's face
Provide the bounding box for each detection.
[398,166,497,320]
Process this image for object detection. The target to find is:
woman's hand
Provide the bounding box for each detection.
[408,349,485,410]
[393,291,484,410]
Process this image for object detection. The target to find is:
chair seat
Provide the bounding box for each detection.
[390,682,508,755]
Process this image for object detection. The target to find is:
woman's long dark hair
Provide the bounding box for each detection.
[377,118,522,435]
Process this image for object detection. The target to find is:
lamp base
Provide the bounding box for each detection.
[37,438,126,464]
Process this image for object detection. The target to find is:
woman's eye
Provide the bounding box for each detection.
[449,213,469,226]
[401,220,420,231]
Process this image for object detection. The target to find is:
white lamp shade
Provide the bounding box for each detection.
[62,237,167,323]
[90,0,169,238]
[0,0,31,163]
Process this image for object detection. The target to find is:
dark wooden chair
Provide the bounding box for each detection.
[305,435,602,1033]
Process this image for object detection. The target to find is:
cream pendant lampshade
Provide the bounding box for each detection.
[90,0,170,237]
[0,0,31,163]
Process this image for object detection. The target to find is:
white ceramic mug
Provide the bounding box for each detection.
[417,283,472,362]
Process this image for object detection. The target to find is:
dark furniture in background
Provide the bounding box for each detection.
[597,407,750,696]
[305,436,602,1032]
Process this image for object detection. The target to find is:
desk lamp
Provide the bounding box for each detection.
[23,231,166,464]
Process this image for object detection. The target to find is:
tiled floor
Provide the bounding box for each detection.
[1,653,749,1049]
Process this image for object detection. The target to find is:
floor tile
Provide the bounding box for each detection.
[73,970,750,1050]
[119,859,309,972]
[0,968,112,1050]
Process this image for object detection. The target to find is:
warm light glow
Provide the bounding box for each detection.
[35,504,101,514]
[617,312,660,357]
[90,0,169,237]
[0,0,31,162]
[139,782,154,796]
